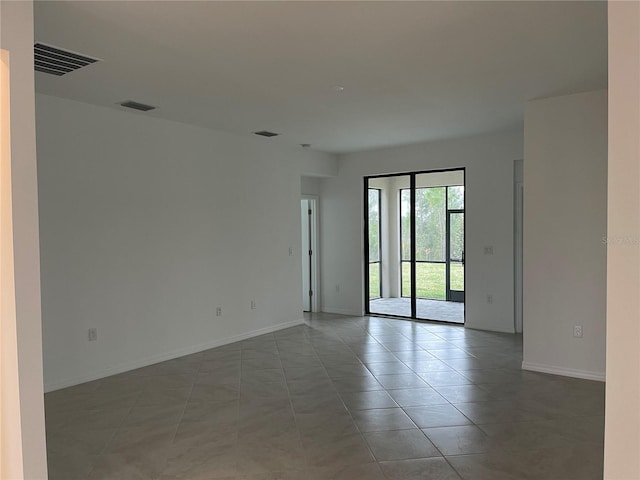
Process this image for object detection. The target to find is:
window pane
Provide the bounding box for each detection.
[450,262,464,291]
[401,261,411,297]
[369,262,380,299]
[448,186,464,210]
[368,189,380,262]
[400,189,411,261]
[415,187,446,262]
[449,213,464,261]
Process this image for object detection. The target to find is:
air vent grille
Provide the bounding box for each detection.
[34,43,99,76]
[254,130,280,138]
[119,100,156,112]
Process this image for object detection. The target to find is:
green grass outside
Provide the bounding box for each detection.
[402,262,445,299]
[369,261,464,300]
[401,261,464,300]
[450,262,464,291]
[369,263,381,298]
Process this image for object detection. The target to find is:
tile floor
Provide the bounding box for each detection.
[45,313,604,480]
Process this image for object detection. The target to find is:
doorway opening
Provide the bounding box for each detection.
[301,197,319,312]
[364,169,465,323]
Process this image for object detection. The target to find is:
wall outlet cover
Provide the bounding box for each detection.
[88,328,98,341]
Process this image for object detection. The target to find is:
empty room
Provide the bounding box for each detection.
[1,1,639,480]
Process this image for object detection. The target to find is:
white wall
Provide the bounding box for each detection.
[605,2,640,477]
[301,176,322,196]
[522,90,607,381]
[320,129,523,332]
[36,94,336,391]
[300,154,338,178]
[0,1,48,477]
[0,46,21,480]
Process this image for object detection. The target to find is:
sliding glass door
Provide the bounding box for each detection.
[365,169,465,323]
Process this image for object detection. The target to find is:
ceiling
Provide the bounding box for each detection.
[34,1,607,154]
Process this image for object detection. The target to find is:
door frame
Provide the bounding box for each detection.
[514,181,523,333]
[446,209,465,302]
[363,167,466,324]
[302,195,320,313]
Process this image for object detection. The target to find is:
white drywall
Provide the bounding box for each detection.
[300,153,338,178]
[522,90,607,381]
[319,129,523,332]
[0,1,48,477]
[301,176,323,196]
[604,2,640,477]
[36,94,336,391]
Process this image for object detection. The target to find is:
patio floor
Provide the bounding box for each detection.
[370,297,464,324]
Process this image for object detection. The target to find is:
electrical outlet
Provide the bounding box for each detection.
[487,294,493,304]
[250,300,256,310]
[216,307,222,317]
[289,247,293,256]
[573,325,583,338]
[88,328,98,341]
[484,246,494,255]
[335,285,340,293]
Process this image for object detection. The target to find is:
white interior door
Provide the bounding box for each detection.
[301,199,311,311]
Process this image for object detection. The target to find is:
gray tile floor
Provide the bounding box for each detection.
[45,313,604,479]
[370,298,465,323]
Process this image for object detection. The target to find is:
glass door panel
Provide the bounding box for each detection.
[414,175,447,320]
[368,188,381,299]
[400,188,412,299]
[368,175,412,318]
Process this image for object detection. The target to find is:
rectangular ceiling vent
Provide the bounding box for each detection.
[254,130,280,138]
[34,43,100,76]
[119,100,157,112]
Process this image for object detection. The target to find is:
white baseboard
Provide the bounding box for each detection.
[521,361,606,382]
[320,307,364,317]
[44,318,305,392]
[465,324,516,334]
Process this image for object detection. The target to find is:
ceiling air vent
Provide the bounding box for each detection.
[119,100,157,112]
[34,43,100,76]
[254,130,280,138]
